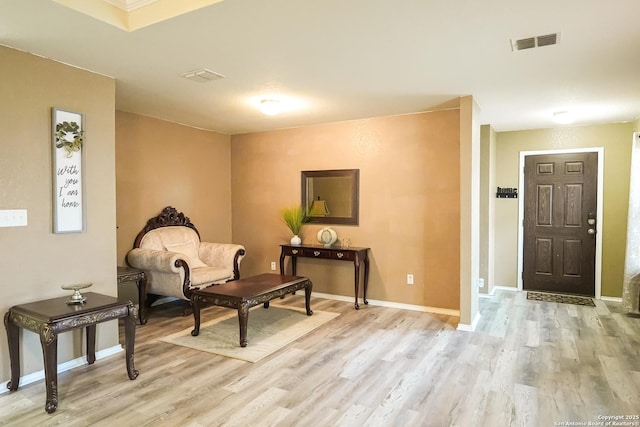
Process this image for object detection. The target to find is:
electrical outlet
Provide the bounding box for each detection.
[407,274,414,285]
[270,261,276,271]
[478,278,485,288]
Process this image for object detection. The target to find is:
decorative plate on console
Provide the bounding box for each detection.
[317,227,338,247]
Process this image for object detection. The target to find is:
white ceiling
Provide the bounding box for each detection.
[1,0,639,135]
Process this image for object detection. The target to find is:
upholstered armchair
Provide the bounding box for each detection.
[127,207,246,310]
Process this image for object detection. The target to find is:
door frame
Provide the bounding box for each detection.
[516,147,604,298]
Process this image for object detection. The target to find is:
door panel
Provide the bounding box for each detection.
[523,152,597,296]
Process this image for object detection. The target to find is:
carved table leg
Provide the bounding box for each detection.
[279,251,286,275]
[4,311,20,392]
[191,296,201,336]
[137,275,148,325]
[86,325,96,365]
[40,325,58,414]
[363,255,370,305]
[238,302,249,347]
[353,255,361,310]
[124,305,139,380]
[304,281,314,316]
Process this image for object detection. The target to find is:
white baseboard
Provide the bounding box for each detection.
[310,291,460,317]
[600,296,622,302]
[492,286,519,293]
[457,312,481,332]
[0,345,123,395]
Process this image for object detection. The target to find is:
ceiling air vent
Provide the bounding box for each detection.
[511,33,559,51]
[180,68,225,83]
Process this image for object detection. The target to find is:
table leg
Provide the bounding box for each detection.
[86,325,96,365]
[279,251,286,275]
[4,311,20,392]
[137,275,148,325]
[304,282,313,316]
[353,255,361,310]
[39,325,58,414]
[238,302,249,347]
[363,254,370,305]
[124,305,139,380]
[191,296,202,336]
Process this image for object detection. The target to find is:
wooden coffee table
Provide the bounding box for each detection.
[190,273,313,347]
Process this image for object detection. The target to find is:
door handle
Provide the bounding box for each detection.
[587,228,596,235]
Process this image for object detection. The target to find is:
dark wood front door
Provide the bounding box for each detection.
[523,152,598,296]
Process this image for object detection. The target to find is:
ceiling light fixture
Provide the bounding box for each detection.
[259,99,282,116]
[553,111,574,124]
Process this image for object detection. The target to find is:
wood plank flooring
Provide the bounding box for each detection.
[1,290,639,426]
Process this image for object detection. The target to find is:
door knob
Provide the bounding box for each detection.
[587,228,596,235]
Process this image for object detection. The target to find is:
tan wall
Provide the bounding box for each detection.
[231,110,461,310]
[0,46,117,380]
[115,111,233,271]
[494,123,634,297]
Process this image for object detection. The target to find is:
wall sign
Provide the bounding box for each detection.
[52,108,85,233]
[496,187,518,198]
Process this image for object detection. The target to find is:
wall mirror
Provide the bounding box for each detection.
[301,169,359,225]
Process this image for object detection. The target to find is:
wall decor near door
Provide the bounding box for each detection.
[522,152,598,296]
[52,108,85,233]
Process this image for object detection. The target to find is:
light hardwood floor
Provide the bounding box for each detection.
[1,290,639,426]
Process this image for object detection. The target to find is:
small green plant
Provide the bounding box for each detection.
[280,206,310,235]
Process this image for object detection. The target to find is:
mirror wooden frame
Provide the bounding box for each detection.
[301,169,359,225]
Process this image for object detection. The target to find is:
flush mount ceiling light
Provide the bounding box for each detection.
[553,111,575,124]
[259,99,282,116]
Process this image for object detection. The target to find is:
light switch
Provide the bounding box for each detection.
[0,209,28,227]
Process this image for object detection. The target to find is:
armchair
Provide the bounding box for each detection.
[127,207,246,315]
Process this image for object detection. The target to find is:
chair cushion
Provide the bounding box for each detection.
[164,240,208,269]
[190,267,234,288]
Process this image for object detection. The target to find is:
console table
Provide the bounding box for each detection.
[280,244,369,309]
[4,292,139,413]
[117,266,147,324]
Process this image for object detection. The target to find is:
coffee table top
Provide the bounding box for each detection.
[9,292,123,322]
[195,273,309,299]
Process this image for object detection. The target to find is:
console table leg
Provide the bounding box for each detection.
[354,256,361,310]
[86,325,96,365]
[304,282,314,316]
[363,256,370,305]
[124,305,139,380]
[4,312,20,392]
[39,326,58,414]
[238,303,249,347]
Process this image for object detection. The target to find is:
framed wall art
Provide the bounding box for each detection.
[52,108,85,233]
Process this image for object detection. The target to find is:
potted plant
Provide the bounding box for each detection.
[280,206,310,245]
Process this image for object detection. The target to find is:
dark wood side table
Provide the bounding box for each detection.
[4,292,139,413]
[280,244,369,310]
[117,266,147,324]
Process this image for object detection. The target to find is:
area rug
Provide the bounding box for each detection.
[527,291,595,307]
[159,305,339,362]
